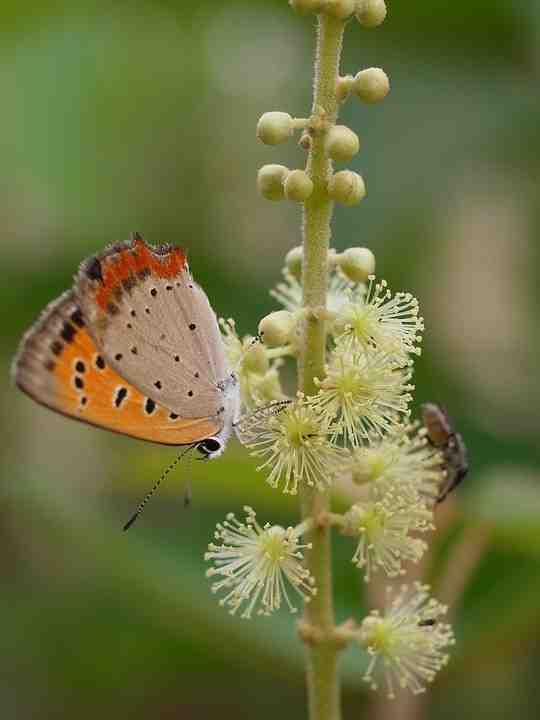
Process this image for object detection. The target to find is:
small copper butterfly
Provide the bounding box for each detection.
[12,234,240,524]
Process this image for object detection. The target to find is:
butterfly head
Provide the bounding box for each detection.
[201,372,240,460]
[196,436,225,460]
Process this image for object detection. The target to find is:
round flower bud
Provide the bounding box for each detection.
[337,247,376,282]
[353,67,390,104]
[289,0,324,13]
[257,112,294,145]
[284,169,314,202]
[243,342,269,375]
[355,0,387,28]
[323,0,355,19]
[327,171,366,206]
[257,164,289,201]
[258,311,296,348]
[326,125,360,163]
[285,245,303,280]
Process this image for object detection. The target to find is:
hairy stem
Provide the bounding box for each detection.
[298,13,345,720]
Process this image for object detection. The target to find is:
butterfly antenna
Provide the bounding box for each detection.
[183,450,194,508]
[123,445,194,531]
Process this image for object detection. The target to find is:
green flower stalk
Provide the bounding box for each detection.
[203,4,459,719]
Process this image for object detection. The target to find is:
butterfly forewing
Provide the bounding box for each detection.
[75,235,228,420]
[12,289,221,444]
[12,237,230,446]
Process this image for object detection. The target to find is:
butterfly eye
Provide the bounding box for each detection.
[197,437,222,457]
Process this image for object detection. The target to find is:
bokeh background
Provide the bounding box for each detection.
[2,1,540,718]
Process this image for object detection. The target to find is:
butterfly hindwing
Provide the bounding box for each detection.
[75,234,228,421]
[12,289,221,445]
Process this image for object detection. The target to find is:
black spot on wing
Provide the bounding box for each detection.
[144,398,156,415]
[85,257,103,283]
[114,387,128,408]
[70,308,85,327]
[61,322,76,343]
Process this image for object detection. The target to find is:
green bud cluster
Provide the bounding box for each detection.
[256,2,388,210]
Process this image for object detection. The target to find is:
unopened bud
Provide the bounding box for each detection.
[285,246,303,280]
[258,311,296,348]
[356,0,387,28]
[257,164,289,201]
[327,171,366,206]
[284,169,314,202]
[289,0,324,12]
[257,112,294,145]
[337,247,375,282]
[326,125,360,163]
[323,0,355,19]
[353,68,390,103]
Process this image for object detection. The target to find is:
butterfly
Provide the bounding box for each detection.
[12,233,240,526]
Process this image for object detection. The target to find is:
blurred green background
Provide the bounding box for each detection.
[2,1,540,718]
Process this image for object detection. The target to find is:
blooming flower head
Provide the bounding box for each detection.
[339,423,445,503]
[342,489,433,581]
[331,276,424,364]
[236,396,347,494]
[220,318,286,410]
[357,583,455,698]
[205,507,316,618]
[310,348,414,446]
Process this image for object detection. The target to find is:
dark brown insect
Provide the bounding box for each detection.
[418,618,436,627]
[421,402,469,504]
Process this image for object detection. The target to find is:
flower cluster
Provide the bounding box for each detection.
[205,507,316,618]
[355,583,455,698]
[205,247,455,695]
[236,396,347,494]
[213,254,443,588]
[342,489,434,580]
[339,423,446,503]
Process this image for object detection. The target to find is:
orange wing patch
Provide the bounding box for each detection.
[52,327,219,444]
[13,290,219,446]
